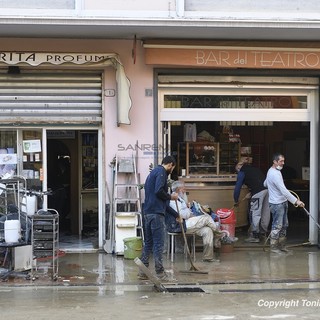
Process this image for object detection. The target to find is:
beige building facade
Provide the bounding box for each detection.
[0,1,319,252]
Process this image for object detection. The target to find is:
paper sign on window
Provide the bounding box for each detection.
[23,140,42,153]
[0,153,17,165]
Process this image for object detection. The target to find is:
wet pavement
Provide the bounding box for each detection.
[1,234,320,319]
[2,243,319,287]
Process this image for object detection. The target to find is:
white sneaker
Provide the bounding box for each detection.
[244,237,260,243]
[156,272,171,282]
[137,272,149,280]
[202,258,220,263]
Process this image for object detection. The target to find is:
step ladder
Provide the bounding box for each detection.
[112,154,144,255]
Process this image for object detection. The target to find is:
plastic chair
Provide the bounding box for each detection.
[167,232,196,262]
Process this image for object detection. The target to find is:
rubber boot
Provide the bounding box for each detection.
[244,232,260,243]
[279,237,292,253]
[270,238,282,254]
[215,247,221,260]
[259,233,267,244]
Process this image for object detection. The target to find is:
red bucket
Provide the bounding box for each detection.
[216,208,236,238]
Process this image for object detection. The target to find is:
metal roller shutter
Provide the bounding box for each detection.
[0,70,102,126]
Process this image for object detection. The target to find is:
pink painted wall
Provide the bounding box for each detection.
[102,40,156,202]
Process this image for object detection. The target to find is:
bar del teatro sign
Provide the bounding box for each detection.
[144,45,320,69]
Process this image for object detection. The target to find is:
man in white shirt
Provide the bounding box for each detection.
[169,181,226,262]
[264,152,304,253]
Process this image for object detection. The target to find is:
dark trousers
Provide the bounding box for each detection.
[140,214,165,274]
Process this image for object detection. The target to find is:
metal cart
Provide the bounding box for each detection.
[31,209,59,281]
[0,176,32,280]
[0,177,29,241]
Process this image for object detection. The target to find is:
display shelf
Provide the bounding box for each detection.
[219,142,240,175]
[79,131,98,235]
[178,141,240,177]
[81,132,98,189]
[178,142,218,176]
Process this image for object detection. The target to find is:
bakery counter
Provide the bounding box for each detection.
[179,176,249,227]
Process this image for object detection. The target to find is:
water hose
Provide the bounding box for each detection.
[287,190,320,227]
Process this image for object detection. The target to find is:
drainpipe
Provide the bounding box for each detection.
[176,0,185,18]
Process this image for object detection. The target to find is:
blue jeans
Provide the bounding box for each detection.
[269,202,288,240]
[140,214,165,274]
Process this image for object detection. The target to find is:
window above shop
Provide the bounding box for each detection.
[159,77,315,123]
[164,95,307,109]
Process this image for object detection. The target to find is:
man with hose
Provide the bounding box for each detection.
[264,152,305,253]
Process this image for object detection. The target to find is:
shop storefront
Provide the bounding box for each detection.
[0,51,132,249]
[144,42,319,245]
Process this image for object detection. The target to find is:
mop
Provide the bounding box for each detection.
[175,200,209,274]
[230,192,251,211]
[134,257,168,292]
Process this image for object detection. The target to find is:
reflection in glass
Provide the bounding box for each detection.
[164,95,307,109]
[0,130,17,178]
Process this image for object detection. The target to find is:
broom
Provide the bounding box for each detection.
[175,200,209,274]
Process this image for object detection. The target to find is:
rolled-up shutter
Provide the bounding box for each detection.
[0,70,102,126]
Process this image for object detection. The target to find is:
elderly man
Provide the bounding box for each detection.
[169,181,226,262]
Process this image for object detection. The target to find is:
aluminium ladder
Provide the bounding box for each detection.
[111,154,144,255]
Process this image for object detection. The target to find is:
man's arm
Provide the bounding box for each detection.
[276,172,303,205]
[169,198,192,219]
[166,201,184,223]
[154,170,171,201]
[233,171,245,203]
[166,202,179,218]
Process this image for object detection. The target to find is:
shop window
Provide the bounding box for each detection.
[21,130,43,190]
[0,129,43,187]
[0,130,17,179]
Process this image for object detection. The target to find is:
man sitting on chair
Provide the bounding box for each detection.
[168,181,226,262]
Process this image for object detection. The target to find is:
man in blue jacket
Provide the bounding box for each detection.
[139,156,178,281]
[234,161,270,243]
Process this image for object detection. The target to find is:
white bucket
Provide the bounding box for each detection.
[4,220,21,243]
[22,195,37,216]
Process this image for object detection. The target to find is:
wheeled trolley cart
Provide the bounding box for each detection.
[0,177,33,280]
[31,209,59,280]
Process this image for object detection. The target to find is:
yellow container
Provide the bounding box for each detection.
[123,237,143,259]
